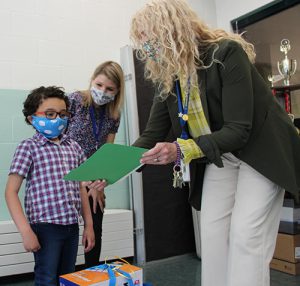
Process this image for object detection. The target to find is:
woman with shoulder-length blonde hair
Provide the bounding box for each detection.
[81,61,124,120]
[131,1,300,286]
[66,60,125,268]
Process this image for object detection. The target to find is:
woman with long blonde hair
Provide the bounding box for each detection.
[131,1,300,286]
[130,0,255,99]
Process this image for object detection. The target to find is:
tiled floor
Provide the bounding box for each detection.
[1,253,299,285]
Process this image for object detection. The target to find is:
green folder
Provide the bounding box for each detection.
[64,143,148,185]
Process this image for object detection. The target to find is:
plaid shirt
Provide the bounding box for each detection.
[9,133,86,225]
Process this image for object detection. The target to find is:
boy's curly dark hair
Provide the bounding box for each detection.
[23,86,69,124]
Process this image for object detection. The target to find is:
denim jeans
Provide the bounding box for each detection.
[31,223,79,286]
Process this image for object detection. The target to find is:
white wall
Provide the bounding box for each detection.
[0,0,216,92]
[215,0,271,31]
[189,0,217,27]
[0,0,149,91]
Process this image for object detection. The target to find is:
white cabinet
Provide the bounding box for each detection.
[0,209,134,277]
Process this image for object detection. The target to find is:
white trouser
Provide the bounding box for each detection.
[200,153,285,286]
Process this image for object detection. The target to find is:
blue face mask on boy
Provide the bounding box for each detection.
[31,116,68,139]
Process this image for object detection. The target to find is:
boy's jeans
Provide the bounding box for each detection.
[31,223,79,286]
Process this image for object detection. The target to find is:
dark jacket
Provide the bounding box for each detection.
[134,40,300,210]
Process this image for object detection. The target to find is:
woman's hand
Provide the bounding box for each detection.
[88,188,106,213]
[140,142,177,165]
[83,180,106,213]
[82,180,106,191]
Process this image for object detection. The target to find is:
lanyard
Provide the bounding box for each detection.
[89,106,105,148]
[175,78,191,139]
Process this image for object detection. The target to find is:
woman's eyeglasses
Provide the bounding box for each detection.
[35,110,71,120]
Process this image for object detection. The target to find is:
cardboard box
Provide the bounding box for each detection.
[273,233,300,263]
[59,263,143,286]
[270,258,300,275]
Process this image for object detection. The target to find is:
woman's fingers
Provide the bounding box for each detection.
[141,142,177,164]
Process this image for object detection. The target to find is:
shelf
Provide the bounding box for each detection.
[271,84,300,92]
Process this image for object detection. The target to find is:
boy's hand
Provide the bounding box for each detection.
[82,225,95,253]
[21,228,41,252]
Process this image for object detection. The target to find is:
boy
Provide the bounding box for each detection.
[5,86,105,286]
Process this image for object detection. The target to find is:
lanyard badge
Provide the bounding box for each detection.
[174,78,191,185]
[175,78,190,139]
[89,106,105,150]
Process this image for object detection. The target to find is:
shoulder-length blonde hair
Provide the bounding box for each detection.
[81,61,125,119]
[130,0,256,99]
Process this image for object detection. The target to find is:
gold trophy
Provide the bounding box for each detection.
[277,39,297,86]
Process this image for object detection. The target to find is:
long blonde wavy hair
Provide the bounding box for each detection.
[81,61,125,119]
[130,0,256,99]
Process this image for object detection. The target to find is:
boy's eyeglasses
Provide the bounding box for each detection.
[35,110,71,120]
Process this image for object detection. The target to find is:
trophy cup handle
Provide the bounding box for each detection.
[277,62,283,76]
[293,59,297,74]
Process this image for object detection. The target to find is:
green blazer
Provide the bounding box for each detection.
[134,40,300,210]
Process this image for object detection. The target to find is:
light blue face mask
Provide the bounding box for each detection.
[142,39,160,62]
[90,86,115,106]
[31,116,68,139]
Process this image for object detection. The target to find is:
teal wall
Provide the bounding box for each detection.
[0,89,130,221]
